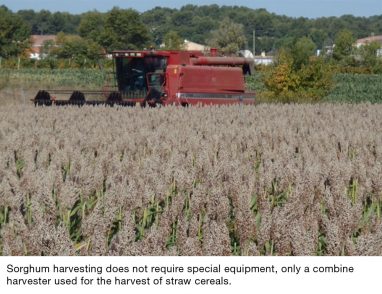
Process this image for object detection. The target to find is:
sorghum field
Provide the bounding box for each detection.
[0,104,381,256]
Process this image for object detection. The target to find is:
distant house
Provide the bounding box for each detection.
[355,35,382,57]
[29,35,57,60]
[355,35,382,47]
[159,39,210,52]
[183,40,209,52]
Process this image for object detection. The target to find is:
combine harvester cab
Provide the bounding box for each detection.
[33,49,255,106]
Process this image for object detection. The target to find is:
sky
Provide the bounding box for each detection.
[1,0,381,18]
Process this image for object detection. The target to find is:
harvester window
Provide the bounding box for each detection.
[115,56,167,98]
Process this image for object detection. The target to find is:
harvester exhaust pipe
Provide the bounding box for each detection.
[210,48,218,57]
[191,56,254,75]
[191,56,254,66]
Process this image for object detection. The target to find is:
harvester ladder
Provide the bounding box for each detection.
[102,70,118,97]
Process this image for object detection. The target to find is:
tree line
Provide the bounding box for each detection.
[1,4,382,57]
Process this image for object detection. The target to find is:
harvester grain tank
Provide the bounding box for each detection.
[33,49,255,106]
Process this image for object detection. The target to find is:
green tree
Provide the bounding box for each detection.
[78,11,105,44]
[0,6,31,58]
[17,9,79,34]
[17,9,39,34]
[333,29,355,62]
[141,7,176,47]
[292,36,316,69]
[298,57,333,98]
[309,28,328,49]
[54,33,103,66]
[33,10,52,35]
[100,8,150,51]
[51,12,80,34]
[162,31,184,50]
[263,49,300,98]
[263,49,332,102]
[358,41,382,73]
[207,17,246,55]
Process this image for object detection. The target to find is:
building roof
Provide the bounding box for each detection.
[356,35,382,45]
[31,35,56,47]
[29,35,57,55]
[183,40,209,51]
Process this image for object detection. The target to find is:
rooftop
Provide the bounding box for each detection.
[30,35,57,47]
[356,35,382,45]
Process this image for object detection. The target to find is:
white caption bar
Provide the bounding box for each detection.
[0,256,380,294]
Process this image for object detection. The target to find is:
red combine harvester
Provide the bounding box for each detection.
[33,49,255,106]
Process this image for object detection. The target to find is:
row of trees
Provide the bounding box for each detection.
[0,6,151,60]
[140,5,382,54]
[0,6,31,58]
[2,4,382,56]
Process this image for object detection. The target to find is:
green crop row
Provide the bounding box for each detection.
[0,68,110,90]
[324,74,382,103]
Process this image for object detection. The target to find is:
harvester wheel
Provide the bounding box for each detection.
[107,92,122,105]
[34,90,52,106]
[69,91,86,105]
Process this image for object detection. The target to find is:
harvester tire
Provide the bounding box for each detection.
[69,91,86,105]
[107,92,122,105]
[34,90,52,106]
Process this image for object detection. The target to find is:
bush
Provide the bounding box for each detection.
[263,50,333,103]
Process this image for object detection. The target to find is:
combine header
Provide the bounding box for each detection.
[33,49,255,106]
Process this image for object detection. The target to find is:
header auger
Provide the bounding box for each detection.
[33,49,256,106]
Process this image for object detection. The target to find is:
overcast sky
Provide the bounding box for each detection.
[1,0,381,18]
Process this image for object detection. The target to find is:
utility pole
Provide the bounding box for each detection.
[252,29,256,56]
